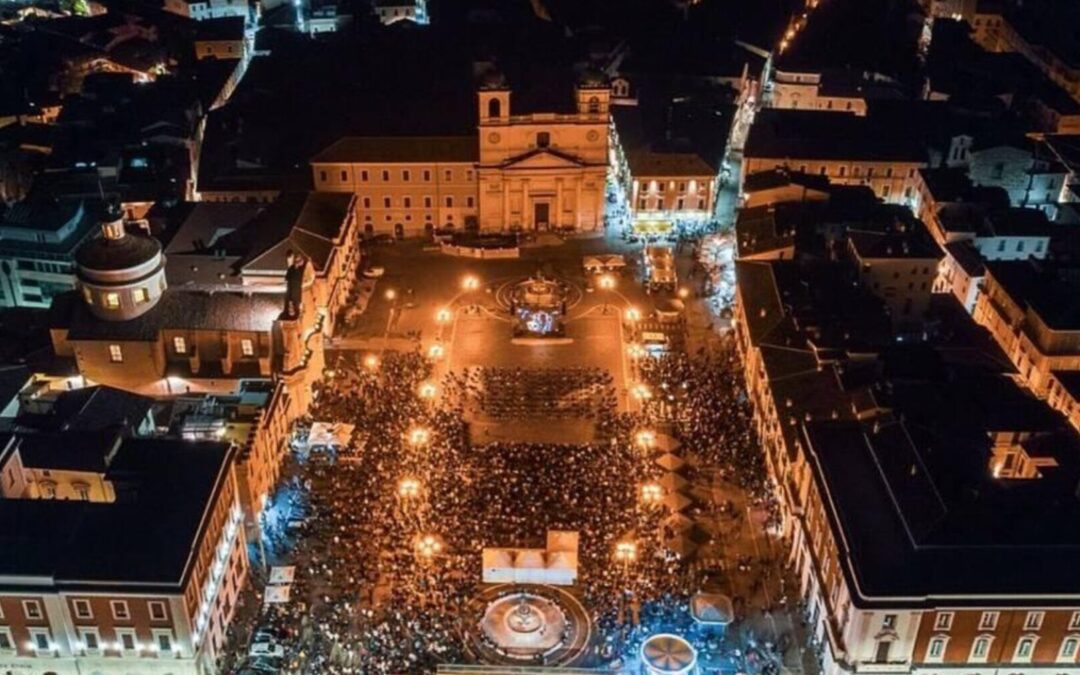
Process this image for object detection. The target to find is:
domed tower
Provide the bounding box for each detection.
[75,201,166,321]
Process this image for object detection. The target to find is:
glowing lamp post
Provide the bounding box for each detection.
[398,477,421,499]
[598,274,616,315]
[461,275,480,292]
[636,429,656,452]
[417,381,437,400]
[624,306,641,323]
[631,383,653,402]
[384,288,397,302]
[641,482,663,506]
[435,307,453,324]
[428,343,445,361]
[416,534,442,562]
[363,354,380,372]
[627,343,645,360]
[408,426,431,448]
[615,541,637,575]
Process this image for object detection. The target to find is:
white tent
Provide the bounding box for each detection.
[264,585,292,605]
[269,566,296,584]
[481,531,580,586]
[308,422,355,449]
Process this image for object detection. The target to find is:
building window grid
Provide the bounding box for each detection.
[72,599,93,619]
[22,600,43,620]
[980,611,999,630]
[111,600,131,620]
[1025,611,1045,630]
[109,344,124,363]
[935,612,954,630]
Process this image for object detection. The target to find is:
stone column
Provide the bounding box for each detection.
[502,178,510,230]
[522,179,530,229]
[574,177,582,230]
[555,179,564,229]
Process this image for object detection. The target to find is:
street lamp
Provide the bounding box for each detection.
[363,354,380,372]
[598,274,616,315]
[627,343,645,360]
[624,306,641,323]
[416,533,442,561]
[408,426,431,448]
[636,429,656,451]
[398,477,421,499]
[461,275,480,292]
[427,343,445,360]
[614,540,637,574]
[417,381,437,400]
[384,288,397,301]
[631,383,653,401]
[641,482,663,505]
[677,287,690,300]
[435,307,453,324]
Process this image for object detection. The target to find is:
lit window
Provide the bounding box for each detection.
[104,292,121,309]
[109,344,123,363]
[111,600,130,620]
[1016,637,1035,660]
[928,637,946,659]
[134,288,150,304]
[1060,637,1078,661]
[23,600,43,620]
[72,599,92,620]
[882,614,897,630]
[149,601,168,621]
[935,612,954,630]
[118,631,136,652]
[972,636,990,660]
[173,336,187,354]
[241,339,254,356]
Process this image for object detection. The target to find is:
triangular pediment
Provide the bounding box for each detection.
[500,148,588,170]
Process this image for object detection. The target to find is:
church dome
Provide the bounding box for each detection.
[75,202,167,321]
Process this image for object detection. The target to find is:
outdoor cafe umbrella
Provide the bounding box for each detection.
[655,452,686,471]
[658,472,688,493]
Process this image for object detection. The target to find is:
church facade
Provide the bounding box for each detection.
[310,74,612,235]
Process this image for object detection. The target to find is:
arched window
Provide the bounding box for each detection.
[536,132,550,148]
[487,98,501,119]
[588,96,600,114]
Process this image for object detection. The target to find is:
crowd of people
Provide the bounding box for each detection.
[224,336,776,674]
[446,366,616,420]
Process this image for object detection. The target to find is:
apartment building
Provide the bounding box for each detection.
[743,109,927,207]
[311,137,479,237]
[0,433,247,675]
[973,259,1080,397]
[734,256,1080,675]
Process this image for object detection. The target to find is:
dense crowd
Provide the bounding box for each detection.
[227,339,771,674]
[447,366,616,419]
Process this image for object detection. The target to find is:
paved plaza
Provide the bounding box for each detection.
[222,233,813,675]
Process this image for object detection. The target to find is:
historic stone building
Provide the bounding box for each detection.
[474,71,610,232]
[311,71,612,234]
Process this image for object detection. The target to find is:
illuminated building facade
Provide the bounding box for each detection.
[626,153,716,234]
[0,434,247,675]
[734,257,1080,675]
[40,192,359,521]
[311,73,611,234]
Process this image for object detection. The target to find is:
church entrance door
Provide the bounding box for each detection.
[533,202,550,230]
